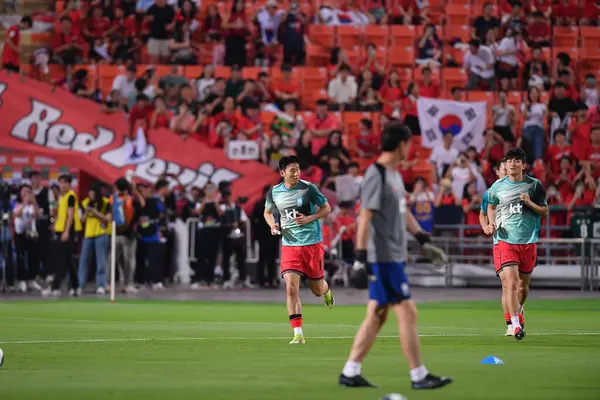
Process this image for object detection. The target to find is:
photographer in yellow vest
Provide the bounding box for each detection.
[42,174,82,297]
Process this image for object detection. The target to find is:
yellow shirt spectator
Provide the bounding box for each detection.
[81,197,111,238]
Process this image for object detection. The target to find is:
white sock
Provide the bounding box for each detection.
[511,316,522,329]
[519,304,524,315]
[410,365,429,382]
[342,361,362,377]
[293,327,303,335]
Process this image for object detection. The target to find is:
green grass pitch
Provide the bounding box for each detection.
[1,299,600,400]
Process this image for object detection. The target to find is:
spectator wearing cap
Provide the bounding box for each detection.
[273,64,300,108]
[145,0,176,64]
[328,64,358,111]
[464,38,496,90]
[306,99,342,156]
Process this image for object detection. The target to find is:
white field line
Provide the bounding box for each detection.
[1,332,600,345]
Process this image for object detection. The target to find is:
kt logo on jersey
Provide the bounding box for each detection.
[509,202,523,214]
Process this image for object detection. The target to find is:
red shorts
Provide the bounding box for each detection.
[496,241,537,275]
[280,242,325,280]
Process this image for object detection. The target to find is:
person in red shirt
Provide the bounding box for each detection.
[129,95,154,137]
[587,104,600,126]
[84,6,113,42]
[569,106,592,161]
[358,43,385,83]
[306,99,342,155]
[237,100,264,141]
[1,16,33,72]
[150,96,173,129]
[566,177,595,223]
[273,64,300,108]
[354,118,379,158]
[581,1,600,26]
[209,96,238,147]
[551,70,578,101]
[462,181,483,236]
[52,16,86,67]
[377,69,403,118]
[583,126,600,173]
[403,81,420,135]
[335,200,357,263]
[527,11,551,47]
[553,156,576,200]
[545,128,572,173]
[419,66,440,98]
[553,0,579,26]
[388,0,415,25]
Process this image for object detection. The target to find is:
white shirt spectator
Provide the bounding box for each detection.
[521,102,547,129]
[317,6,370,26]
[492,103,515,127]
[464,46,495,79]
[13,204,36,234]
[256,7,285,45]
[328,75,358,105]
[429,145,459,178]
[335,174,363,202]
[111,74,136,100]
[195,77,215,102]
[497,37,518,66]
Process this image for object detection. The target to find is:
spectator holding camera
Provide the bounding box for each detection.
[13,184,42,293]
[78,183,112,295]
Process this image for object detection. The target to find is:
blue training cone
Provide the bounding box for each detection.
[481,356,504,365]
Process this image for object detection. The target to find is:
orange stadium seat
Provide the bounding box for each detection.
[443,68,467,90]
[445,25,470,43]
[337,26,363,49]
[553,26,579,48]
[388,46,415,68]
[308,25,335,49]
[446,4,471,26]
[581,26,600,49]
[365,25,389,47]
[390,25,416,47]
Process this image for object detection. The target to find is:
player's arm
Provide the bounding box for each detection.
[296,184,331,225]
[263,188,279,232]
[479,190,489,231]
[485,186,498,234]
[521,181,549,217]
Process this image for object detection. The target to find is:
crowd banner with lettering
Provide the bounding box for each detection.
[0,71,277,207]
[417,98,487,152]
[227,140,260,161]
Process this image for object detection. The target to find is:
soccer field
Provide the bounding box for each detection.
[1,299,600,400]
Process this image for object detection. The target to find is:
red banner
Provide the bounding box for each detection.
[0,70,277,206]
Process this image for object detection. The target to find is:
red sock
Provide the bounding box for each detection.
[504,312,511,325]
[518,313,524,326]
[289,314,302,329]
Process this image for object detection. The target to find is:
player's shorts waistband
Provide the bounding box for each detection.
[282,241,322,248]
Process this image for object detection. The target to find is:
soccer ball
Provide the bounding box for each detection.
[0,347,4,367]
[381,394,408,400]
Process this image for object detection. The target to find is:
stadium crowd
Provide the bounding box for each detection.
[1,0,600,293]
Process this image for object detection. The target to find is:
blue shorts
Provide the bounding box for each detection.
[368,262,411,306]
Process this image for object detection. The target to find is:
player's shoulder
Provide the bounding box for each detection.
[298,179,315,190]
[524,175,543,186]
[490,176,509,190]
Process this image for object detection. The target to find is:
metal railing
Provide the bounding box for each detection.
[186,218,258,266]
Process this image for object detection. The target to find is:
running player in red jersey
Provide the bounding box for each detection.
[1,16,33,73]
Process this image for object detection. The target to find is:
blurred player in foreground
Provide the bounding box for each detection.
[339,122,452,390]
[479,158,515,336]
[263,155,334,344]
[486,148,548,341]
